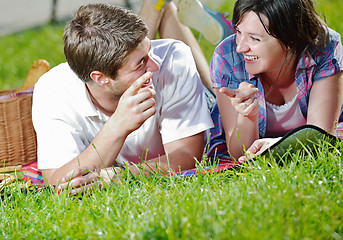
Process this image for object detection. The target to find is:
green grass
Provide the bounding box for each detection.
[1,141,343,239]
[0,0,343,239]
[0,24,65,90]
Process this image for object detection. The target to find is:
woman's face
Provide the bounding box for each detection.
[235,11,288,78]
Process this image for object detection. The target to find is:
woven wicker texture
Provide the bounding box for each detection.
[0,59,50,166]
[0,89,36,166]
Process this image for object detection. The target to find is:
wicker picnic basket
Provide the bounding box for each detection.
[0,59,50,167]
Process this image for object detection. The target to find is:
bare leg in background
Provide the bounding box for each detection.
[139,0,213,93]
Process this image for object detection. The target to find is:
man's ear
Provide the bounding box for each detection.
[89,71,109,86]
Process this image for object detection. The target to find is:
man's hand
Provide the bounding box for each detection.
[219,82,259,119]
[112,71,157,136]
[238,137,281,162]
[55,166,121,194]
[55,165,100,194]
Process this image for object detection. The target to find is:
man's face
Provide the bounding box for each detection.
[108,37,160,98]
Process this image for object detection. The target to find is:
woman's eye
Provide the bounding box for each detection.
[251,36,260,42]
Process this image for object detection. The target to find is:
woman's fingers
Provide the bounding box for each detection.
[241,97,259,117]
[238,138,282,162]
[219,87,237,97]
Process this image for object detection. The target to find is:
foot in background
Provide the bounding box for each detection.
[176,0,235,45]
[152,0,172,10]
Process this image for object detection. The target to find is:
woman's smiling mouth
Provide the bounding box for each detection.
[244,55,260,61]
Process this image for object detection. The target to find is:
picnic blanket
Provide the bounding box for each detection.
[18,159,240,183]
[6,124,343,184]
[20,161,44,184]
[167,160,240,177]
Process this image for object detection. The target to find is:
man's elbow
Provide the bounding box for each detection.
[42,168,58,186]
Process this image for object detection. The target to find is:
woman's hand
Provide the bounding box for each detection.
[238,137,281,162]
[219,82,259,119]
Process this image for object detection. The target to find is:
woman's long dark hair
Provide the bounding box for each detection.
[232,0,328,58]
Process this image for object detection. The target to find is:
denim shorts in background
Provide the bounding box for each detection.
[204,87,216,111]
[203,87,231,161]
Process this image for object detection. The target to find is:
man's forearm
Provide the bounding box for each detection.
[124,133,205,177]
[45,122,129,185]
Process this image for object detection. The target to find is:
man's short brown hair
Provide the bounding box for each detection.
[63,4,149,82]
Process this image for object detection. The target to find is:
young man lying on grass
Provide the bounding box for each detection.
[32,3,213,193]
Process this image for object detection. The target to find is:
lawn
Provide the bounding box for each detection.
[1,0,343,239]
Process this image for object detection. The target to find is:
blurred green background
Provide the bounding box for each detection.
[0,0,341,90]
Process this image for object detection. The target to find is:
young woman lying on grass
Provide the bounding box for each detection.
[210,0,343,161]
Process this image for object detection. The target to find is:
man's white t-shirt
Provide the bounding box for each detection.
[33,39,214,169]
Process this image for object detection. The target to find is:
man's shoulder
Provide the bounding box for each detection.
[36,62,71,80]
[44,62,72,75]
[34,62,79,89]
[151,38,188,50]
[151,39,190,59]
[150,39,193,69]
[33,62,86,108]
